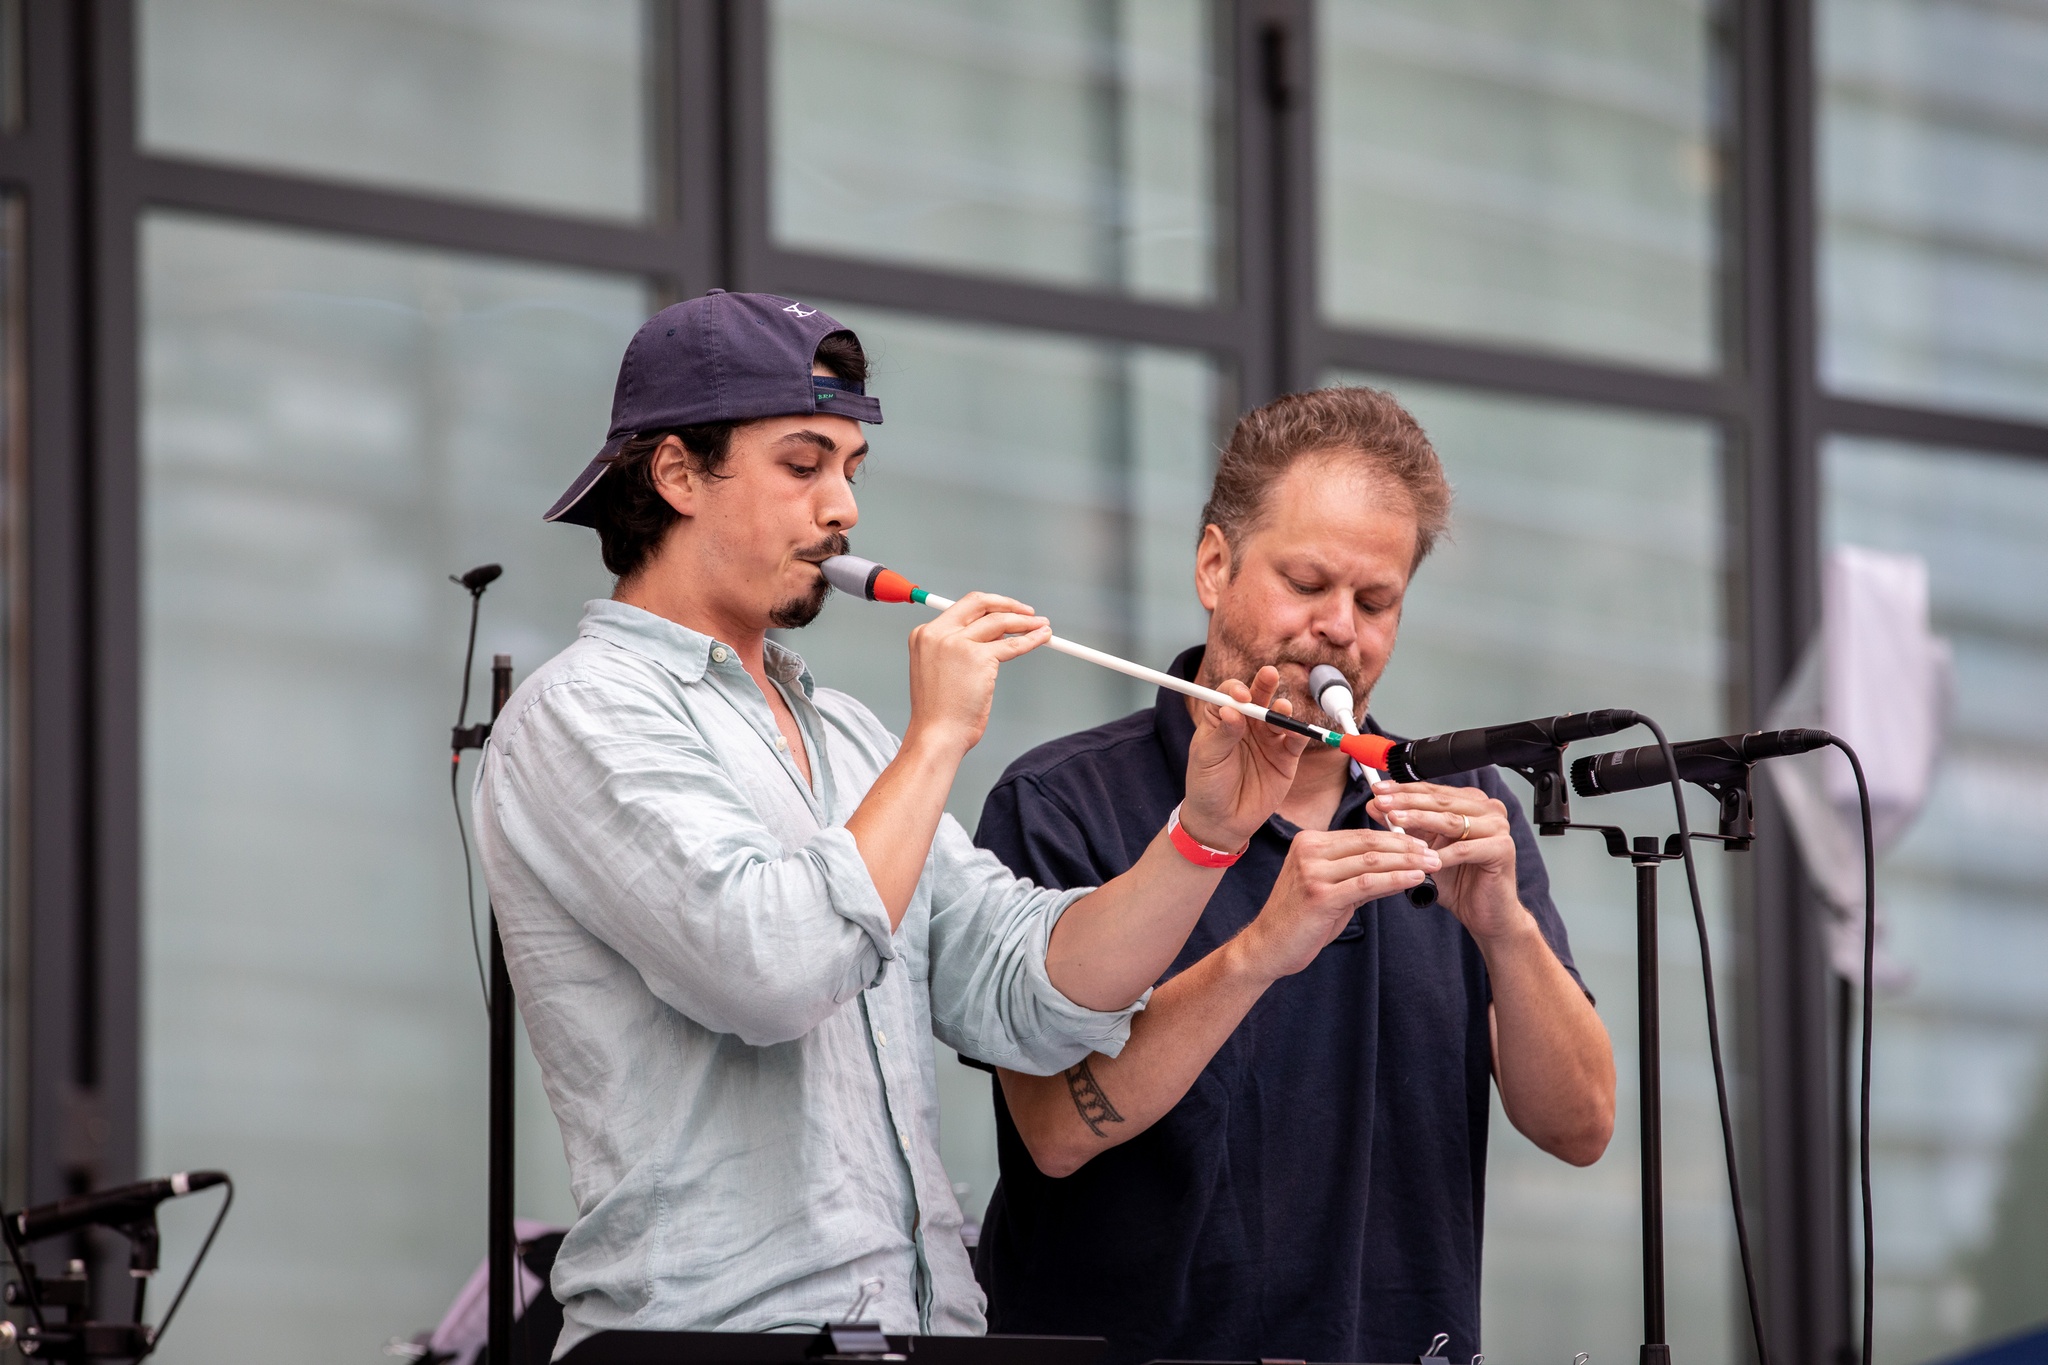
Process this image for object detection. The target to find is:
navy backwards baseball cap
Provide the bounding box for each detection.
[544,289,883,527]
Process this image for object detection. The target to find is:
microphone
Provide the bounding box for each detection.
[1308,665,1438,909]
[13,1171,228,1242]
[1571,728,1832,798]
[1376,710,1642,783]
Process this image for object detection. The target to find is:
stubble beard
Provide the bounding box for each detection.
[1200,603,1377,733]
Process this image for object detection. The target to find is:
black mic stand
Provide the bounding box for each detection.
[1548,764,1755,1365]
[487,652,514,1365]
[449,563,517,1365]
[455,652,516,1365]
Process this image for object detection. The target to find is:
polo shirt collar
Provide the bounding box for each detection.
[575,599,817,697]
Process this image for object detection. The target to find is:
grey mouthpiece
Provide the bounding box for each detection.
[820,554,883,599]
[1308,664,1354,714]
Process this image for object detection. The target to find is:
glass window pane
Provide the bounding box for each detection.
[1820,0,2048,423]
[771,0,1220,303]
[142,214,644,1360]
[1824,437,2048,1362]
[1316,0,1723,372]
[785,305,1219,1228]
[140,0,650,220]
[1332,374,1734,1360]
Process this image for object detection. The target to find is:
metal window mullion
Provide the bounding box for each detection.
[1734,0,1843,1359]
[14,0,91,1218]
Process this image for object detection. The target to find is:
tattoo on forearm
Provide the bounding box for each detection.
[1064,1058,1125,1138]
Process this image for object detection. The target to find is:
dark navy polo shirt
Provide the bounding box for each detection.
[968,647,1584,1365]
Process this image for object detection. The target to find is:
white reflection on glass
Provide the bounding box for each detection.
[1316,0,1723,372]
[142,214,641,1362]
[772,0,1220,303]
[141,0,649,219]
[1825,437,2048,1363]
[1820,0,2048,423]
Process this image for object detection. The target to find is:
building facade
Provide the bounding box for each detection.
[2,2,2046,1362]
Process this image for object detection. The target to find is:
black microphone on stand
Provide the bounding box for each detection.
[1572,727,1833,796]
[13,1171,227,1242]
[1571,728,1832,849]
[1380,709,1643,782]
[1361,708,1642,832]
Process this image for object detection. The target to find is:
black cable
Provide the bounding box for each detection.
[1829,737,1876,1365]
[453,758,490,1014]
[143,1176,234,1357]
[452,584,490,1014]
[1642,715,1769,1365]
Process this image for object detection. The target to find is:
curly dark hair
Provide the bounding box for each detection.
[585,330,870,580]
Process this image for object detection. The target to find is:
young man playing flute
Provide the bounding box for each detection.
[472,292,1443,1356]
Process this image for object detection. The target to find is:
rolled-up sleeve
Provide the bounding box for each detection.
[923,813,1143,1076]
[485,678,893,1046]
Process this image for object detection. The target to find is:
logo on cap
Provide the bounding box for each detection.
[783,302,817,317]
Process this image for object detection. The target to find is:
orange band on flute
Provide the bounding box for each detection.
[1337,733,1394,769]
[870,568,918,604]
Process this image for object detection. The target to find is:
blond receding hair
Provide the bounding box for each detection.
[1200,385,1452,570]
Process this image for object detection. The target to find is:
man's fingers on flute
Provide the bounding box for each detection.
[992,626,1052,660]
[1341,868,1430,901]
[1315,848,1439,884]
[960,611,1050,643]
[945,590,1034,619]
[1248,665,1282,708]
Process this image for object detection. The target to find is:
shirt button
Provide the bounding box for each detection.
[876,1030,888,1047]
[774,735,789,751]
[710,646,728,663]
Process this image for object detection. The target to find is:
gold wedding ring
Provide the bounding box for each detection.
[1457,813,1472,842]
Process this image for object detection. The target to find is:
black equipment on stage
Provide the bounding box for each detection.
[448,563,521,1365]
[1,1170,233,1359]
[1379,709,1641,830]
[1563,722,1880,1365]
[1571,728,1833,849]
[559,1329,1108,1365]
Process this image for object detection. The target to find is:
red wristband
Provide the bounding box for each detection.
[1167,803,1248,868]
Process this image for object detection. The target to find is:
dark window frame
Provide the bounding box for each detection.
[2,0,2043,1356]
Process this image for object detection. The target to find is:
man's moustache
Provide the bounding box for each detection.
[795,533,850,564]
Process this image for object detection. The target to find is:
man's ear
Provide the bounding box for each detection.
[1193,524,1233,612]
[647,435,699,517]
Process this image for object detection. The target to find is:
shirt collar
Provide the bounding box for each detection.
[575,599,816,697]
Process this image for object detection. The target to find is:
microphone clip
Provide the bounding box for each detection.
[1505,747,1574,836]
[1690,761,1756,849]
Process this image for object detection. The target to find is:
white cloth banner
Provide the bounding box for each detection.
[1767,544,1952,987]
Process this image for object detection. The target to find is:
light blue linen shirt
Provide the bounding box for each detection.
[473,601,1141,1357]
